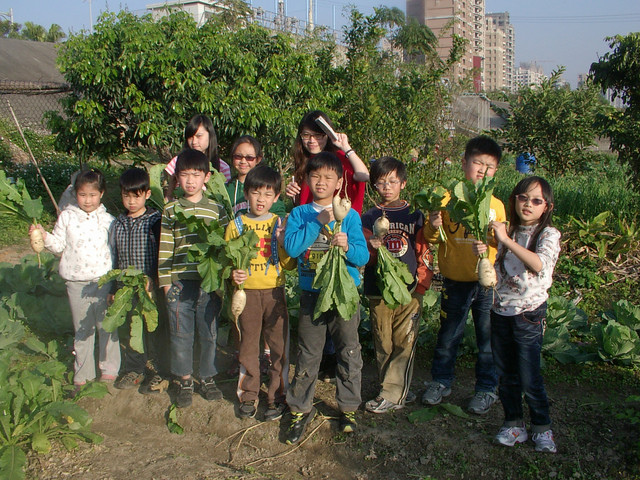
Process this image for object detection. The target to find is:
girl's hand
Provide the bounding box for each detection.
[429,211,443,229]
[285,180,301,199]
[472,240,488,256]
[29,223,47,240]
[332,132,351,152]
[369,236,383,250]
[490,220,509,244]
[316,207,334,226]
[332,232,349,252]
[231,269,248,286]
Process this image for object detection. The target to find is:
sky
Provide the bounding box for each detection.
[1,0,639,87]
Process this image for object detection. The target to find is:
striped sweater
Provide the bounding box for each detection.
[158,196,228,288]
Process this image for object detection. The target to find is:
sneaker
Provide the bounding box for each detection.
[100,374,117,383]
[467,391,498,415]
[114,371,144,390]
[140,374,169,395]
[532,430,557,453]
[421,381,451,405]
[286,407,317,445]
[495,425,528,447]
[365,396,403,414]
[238,401,257,419]
[260,352,271,376]
[264,402,287,422]
[176,378,194,408]
[200,377,223,401]
[339,411,357,433]
[404,391,417,404]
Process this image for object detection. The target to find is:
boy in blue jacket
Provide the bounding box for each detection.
[284,152,369,444]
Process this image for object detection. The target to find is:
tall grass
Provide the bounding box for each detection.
[494,154,640,223]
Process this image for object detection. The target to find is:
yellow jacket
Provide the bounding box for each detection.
[423,193,506,282]
[224,214,296,289]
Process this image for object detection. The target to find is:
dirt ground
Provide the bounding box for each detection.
[20,344,640,480]
[3,243,637,480]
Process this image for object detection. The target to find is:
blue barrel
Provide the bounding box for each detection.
[516,153,536,173]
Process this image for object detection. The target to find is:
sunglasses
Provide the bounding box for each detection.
[232,154,258,162]
[515,194,546,206]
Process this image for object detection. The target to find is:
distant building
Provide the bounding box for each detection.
[146,0,226,27]
[406,0,485,92]
[484,12,515,93]
[516,62,547,89]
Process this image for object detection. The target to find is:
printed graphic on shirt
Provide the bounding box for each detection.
[300,229,331,280]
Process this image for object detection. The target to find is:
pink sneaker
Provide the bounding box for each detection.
[100,374,116,383]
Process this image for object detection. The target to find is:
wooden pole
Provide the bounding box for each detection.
[7,100,61,215]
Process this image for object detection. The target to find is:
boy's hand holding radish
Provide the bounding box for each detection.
[472,240,488,257]
[231,269,248,287]
[428,210,443,229]
[331,232,349,252]
[368,236,383,250]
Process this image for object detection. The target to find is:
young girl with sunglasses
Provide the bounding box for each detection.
[474,176,561,453]
[285,110,369,213]
[226,135,285,217]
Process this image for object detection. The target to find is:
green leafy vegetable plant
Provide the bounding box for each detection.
[414,184,448,244]
[0,169,45,266]
[98,268,158,353]
[447,175,497,288]
[312,196,360,321]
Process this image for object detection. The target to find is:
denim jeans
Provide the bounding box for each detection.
[166,279,220,379]
[491,303,551,432]
[431,278,497,392]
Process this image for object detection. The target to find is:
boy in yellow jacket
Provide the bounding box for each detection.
[422,136,506,415]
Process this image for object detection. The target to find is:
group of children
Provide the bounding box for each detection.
[30,111,561,454]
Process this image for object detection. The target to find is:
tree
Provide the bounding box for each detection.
[46,10,337,162]
[0,20,21,38]
[20,21,46,41]
[495,68,609,175]
[591,33,640,191]
[45,24,66,43]
[331,7,465,164]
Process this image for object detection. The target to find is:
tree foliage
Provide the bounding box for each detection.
[46,6,465,174]
[0,20,66,42]
[591,33,640,191]
[46,10,337,163]
[495,68,609,175]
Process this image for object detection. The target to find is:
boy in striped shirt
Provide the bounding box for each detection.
[158,149,228,408]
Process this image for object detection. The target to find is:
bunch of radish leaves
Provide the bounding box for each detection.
[312,241,360,321]
[376,245,414,309]
[447,175,495,258]
[173,205,259,294]
[414,184,448,245]
[99,268,158,353]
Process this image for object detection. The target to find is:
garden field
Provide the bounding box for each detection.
[2,130,640,479]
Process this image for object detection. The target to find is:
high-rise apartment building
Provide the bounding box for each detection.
[406,0,485,91]
[484,12,515,92]
[516,62,547,88]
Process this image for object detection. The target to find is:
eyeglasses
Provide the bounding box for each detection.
[374,179,402,188]
[300,132,327,141]
[232,154,257,162]
[515,194,546,206]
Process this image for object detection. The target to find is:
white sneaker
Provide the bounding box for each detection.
[495,425,528,447]
[532,430,557,453]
